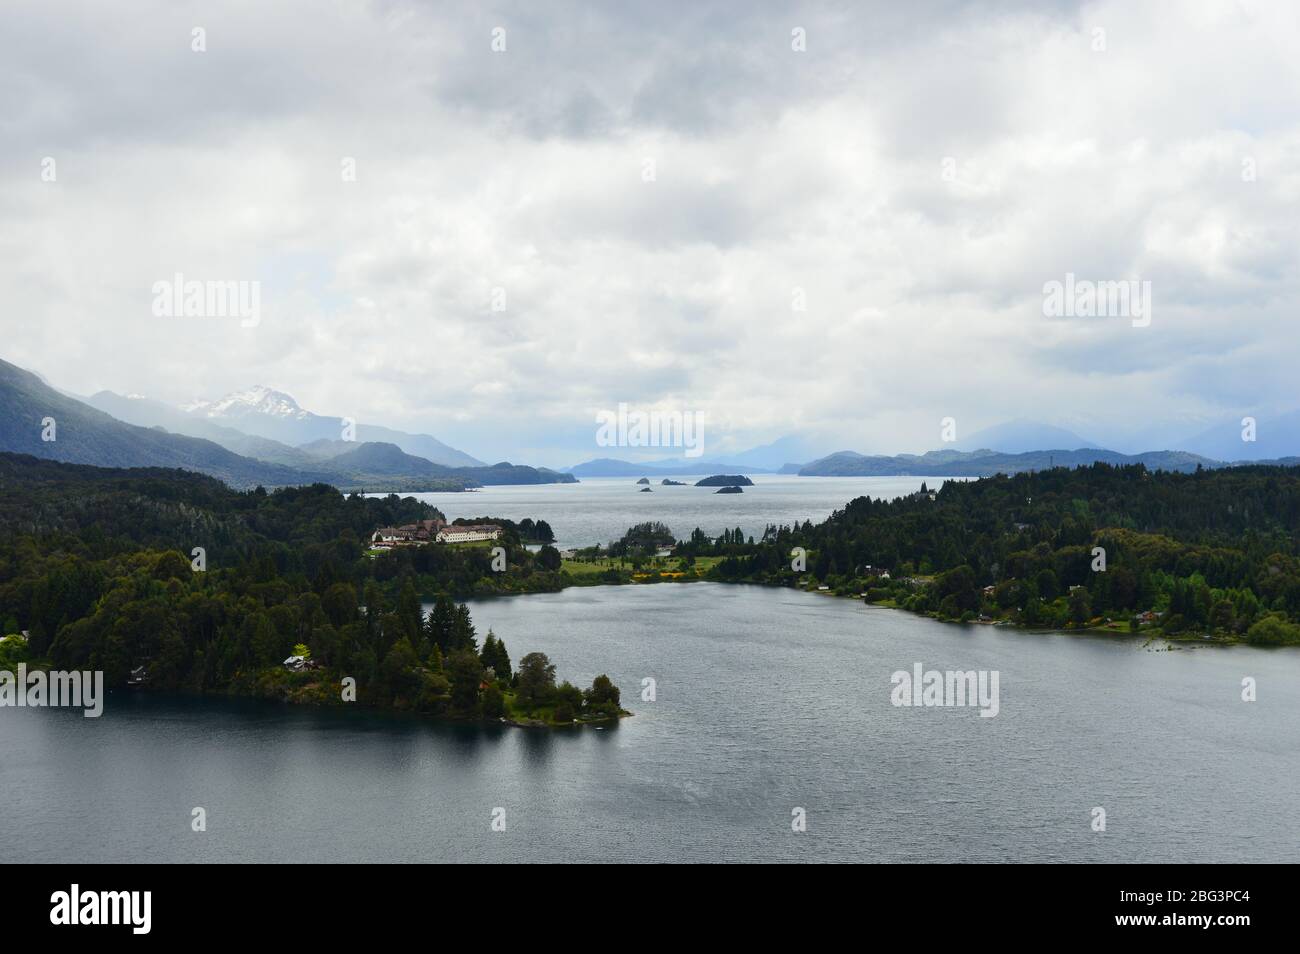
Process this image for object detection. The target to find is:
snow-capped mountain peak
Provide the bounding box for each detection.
[182,385,309,420]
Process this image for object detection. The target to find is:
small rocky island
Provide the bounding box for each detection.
[715,485,744,494]
[661,478,686,486]
[695,474,754,487]
[636,477,650,485]
[639,486,653,492]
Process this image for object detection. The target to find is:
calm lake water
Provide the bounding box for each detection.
[384,475,947,550]
[3,584,1296,863]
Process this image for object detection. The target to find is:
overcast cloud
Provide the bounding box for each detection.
[2,0,1297,466]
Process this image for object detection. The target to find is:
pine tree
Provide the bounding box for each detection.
[493,634,511,681]
[480,629,511,681]
[451,602,477,652]
[426,595,456,651]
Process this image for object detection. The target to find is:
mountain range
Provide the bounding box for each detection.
[88,386,484,468]
[10,352,1300,487]
[566,435,835,476]
[0,357,573,491]
[1175,410,1300,463]
[570,414,1300,478]
[795,447,1221,477]
[950,419,1100,454]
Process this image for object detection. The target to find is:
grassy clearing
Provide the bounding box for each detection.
[561,556,723,579]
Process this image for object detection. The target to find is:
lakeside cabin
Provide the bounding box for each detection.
[371,519,503,547]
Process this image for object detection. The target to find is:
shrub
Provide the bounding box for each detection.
[1245,616,1300,646]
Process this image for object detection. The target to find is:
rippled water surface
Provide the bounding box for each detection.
[4,583,1295,862]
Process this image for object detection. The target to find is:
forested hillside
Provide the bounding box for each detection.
[0,454,611,722]
[679,464,1300,644]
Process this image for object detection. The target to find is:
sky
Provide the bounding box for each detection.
[1,0,1297,468]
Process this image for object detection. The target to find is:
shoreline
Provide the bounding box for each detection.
[116,680,633,729]
[492,568,1273,650]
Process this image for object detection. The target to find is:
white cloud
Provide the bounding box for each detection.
[1,0,1298,466]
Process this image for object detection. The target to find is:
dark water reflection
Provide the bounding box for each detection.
[3,584,1296,862]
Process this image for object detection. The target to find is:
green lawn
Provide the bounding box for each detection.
[561,559,620,576]
[561,556,723,577]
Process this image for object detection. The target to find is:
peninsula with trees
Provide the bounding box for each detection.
[0,454,625,726]
[561,464,1300,647]
[673,464,1300,645]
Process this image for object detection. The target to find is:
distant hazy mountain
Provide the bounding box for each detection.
[570,428,1103,476]
[799,447,1218,477]
[565,458,723,477]
[296,438,353,459]
[952,419,1099,454]
[0,357,331,489]
[566,433,833,477]
[300,441,474,490]
[3,358,575,491]
[465,461,578,485]
[85,390,320,467]
[317,442,574,486]
[326,441,454,477]
[706,435,833,470]
[81,384,570,487]
[179,385,484,467]
[1178,410,1300,463]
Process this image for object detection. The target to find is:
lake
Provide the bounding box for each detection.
[3,583,1296,863]
[379,475,948,550]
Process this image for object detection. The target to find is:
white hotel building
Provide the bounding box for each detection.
[371,521,503,547]
[436,524,503,543]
